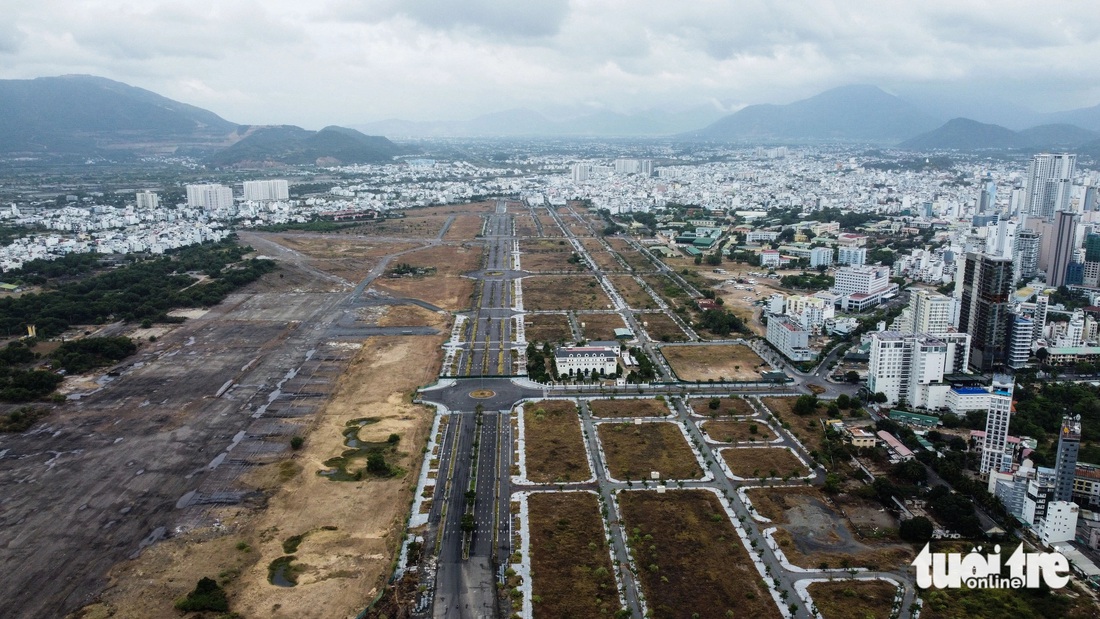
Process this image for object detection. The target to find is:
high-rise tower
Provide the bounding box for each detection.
[959,253,1014,372]
[981,375,1015,475]
[1048,210,1078,287]
[1023,153,1076,220]
[1054,415,1082,503]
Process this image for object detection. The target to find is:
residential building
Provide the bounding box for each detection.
[1038,501,1079,546]
[1015,229,1041,282]
[185,184,234,211]
[1054,415,1082,503]
[1073,463,1100,509]
[243,179,289,201]
[135,191,159,209]
[831,264,897,312]
[837,245,867,266]
[1048,210,1078,287]
[571,163,591,182]
[945,386,990,415]
[867,331,970,408]
[809,246,833,268]
[554,343,619,376]
[1007,314,1034,369]
[980,375,1015,475]
[1023,470,1058,525]
[1023,153,1076,220]
[766,314,815,362]
[958,252,1013,371]
[906,290,953,335]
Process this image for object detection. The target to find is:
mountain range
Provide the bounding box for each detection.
[4,75,1100,161]
[0,75,402,166]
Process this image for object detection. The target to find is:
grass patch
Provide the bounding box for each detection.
[700,420,776,443]
[598,422,702,480]
[588,398,669,418]
[0,406,49,432]
[691,396,755,416]
[523,400,591,483]
[635,312,689,342]
[529,492,622,618]
[661,344,766,382]
[577,312,628,341]
[524,314,573,344]
[523,275,612,311]
[619,490,782,619]
[807,580,897,619]
[721,447,809,479]
[609,275,659,309]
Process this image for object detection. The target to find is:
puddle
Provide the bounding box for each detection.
[268,556,300,587]
[318,418,401,481]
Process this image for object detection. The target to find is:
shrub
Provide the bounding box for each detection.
[174,577,229,612]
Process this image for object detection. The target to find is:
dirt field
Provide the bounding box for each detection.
[640,273,690,310]
[635,312,688,342]
[522,275,612,311]
[689,396,756,416]
[528,492,621,618]
[80,326,448,619]
[608,275,658,309]
[258,235,421,283]
[700,420,777,443]
[523,401,591,483]
[807,581,897,619]
[519,239,586,272]
[606,239,657,272]
[442,214,485,241]
[357,215,449,238]
[744,486,912,570]
[405,202,495,216]
[523,314,573,344]
[761,396,828,453]
[371,244,481,311]
[378,304,445,328]
[619,490,782,619]
[721,447,809,479]
[598,422,702,480]
[577,312,627,341]
[660,344,766,382]
[588,398,670,418]
[513,213,538,237]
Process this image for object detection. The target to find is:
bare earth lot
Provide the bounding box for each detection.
[523,314,572,344]
[807,580,898,619]
[721,447,809,479]
[619,490,782,619]
[528,492,620,619]
[700,419,777,443]
[635,312,688,342]
[371,244,481,311]
[661,344,766,382]
[690,396,756,416]
[588,398,669,418]
[522,275,612,311]
[598,422,702,480]
[523,401,590,483]
[609,275,658,309]
[577,312,627,341]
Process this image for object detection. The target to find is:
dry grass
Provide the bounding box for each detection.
[807,581,898,619]
[761,396,829,454]
[635,312,688,342]
[524,314,573,344]
[609,275,659,309]
[690,396,755,416]
[588,398,669,418]
[377,304,445,328]
[535,214,564,237]
[513,213,539,237]
[577,312,627,341]
[598,422,702,480]
[523,401,591,483]
[619,490,783,619]
[529,493,620,618]
[721,447,809,478]
[358,215,449,237]
[520,239,586,272]
[607,238,657,272]
[405,201,495,216]
[371,244,481,311]
[700,420,777,443]
[442,214,485,241]
[661,344,766,382]
[523,275,612,311]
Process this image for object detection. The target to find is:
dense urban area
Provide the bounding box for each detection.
[4,137,1100,619]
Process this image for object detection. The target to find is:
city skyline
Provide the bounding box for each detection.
[1,1,1099,127]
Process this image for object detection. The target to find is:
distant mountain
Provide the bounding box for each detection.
[354,106,726,138]
[207,125,403,166]
[899,118,1099,151]
[0,74,238,157]
[1039,103,1100,133]
[686,85,942,143]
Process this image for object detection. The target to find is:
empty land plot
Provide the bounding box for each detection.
[700,420,777,443]
[721,447,809,478]
[615,247,658,272]
[588,398,669,418]
[661,344,766,382]
[378,304,447,328]
[513,214,538,237]
[744,487,913,570]
[371,244,481,311]
[761,396,828,453]
[566,221,591,237]
[519,239,585,272]
[807,581,897,619]
[523,275,612,311]
[598,422,702,480]
[536,214,564,236]
[360,215,448,237]
[689,396,756,416]
[523,400,590,483]
[636,312,689,342]
[619,491,782,619]
[524,314,572,344]
[442,214,484,241]
[640,274,691,310]
[578,312,627,341]
[529,492,621,619]
[609,275,658,309]
[407,202,495,216]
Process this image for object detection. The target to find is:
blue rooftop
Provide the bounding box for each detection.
[952,387,987,395]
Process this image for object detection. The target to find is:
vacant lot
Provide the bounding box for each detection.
[442,213,484,241]
[761,396,828,453]
[700,420,776,443]
[260,236,420,283]
[523,400,591,483]
[523,275,612,311]
[609,275,658,309]
[359,214,448,238]
[407,202,496,216]
[598,422,702,480]
[636,312,688,342]
[689,396,755,416]
[721,447,809,479]
[529,492,621,619]
[619,491,782,619]
[807,580,897,619]
[588,398,669,418]
[661,344,766,382]
[578,312,627,341]
[607,239,657,272]
[513,213,539,237]
[371,244,481,311]
[536,214,564,237]
[520,239,585,272]
[641,273,690,310]
[524,314,573,344]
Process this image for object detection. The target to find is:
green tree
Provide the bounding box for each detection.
[899,516,934,543]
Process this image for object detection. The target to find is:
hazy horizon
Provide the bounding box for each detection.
[2,1,1099,128]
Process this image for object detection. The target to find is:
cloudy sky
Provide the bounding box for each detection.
[1,0,1098,127]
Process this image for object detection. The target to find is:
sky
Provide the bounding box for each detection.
[1,0,1099,128]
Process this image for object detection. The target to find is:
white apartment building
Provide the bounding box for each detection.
[135,191,159,209]
[831,265,897,311]
[747,230,780,243]
[1038,501,1079,546]
[759,249,781,268]
[766,314,815,362]
[185,184,234,211]
[906,290,954,335]
[980,375,1015,475]
[554,344,619,376]
[785,294,835,334]
[243,179,289,201]
[809,246,833,268]
[837,246,867,266]
[867,331,971,408]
